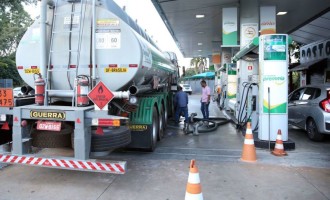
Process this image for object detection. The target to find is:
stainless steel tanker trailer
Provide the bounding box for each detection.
[0,0,179,173]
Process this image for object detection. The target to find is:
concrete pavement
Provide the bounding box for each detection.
[0,94,329,200]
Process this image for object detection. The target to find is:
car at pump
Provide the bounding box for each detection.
[180,84,192,95]
[288,84,330,141]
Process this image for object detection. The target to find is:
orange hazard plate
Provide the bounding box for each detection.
[0,88,14,107]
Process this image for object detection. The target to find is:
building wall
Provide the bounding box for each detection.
[184,79,215,95]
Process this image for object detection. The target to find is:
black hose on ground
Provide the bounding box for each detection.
[175,117,232,134]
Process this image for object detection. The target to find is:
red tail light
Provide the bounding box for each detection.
[320,98,330,112]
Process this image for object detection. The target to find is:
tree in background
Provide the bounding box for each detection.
[184,68,196,77]
[289,41,301,91]
[0,0,34,56]
[289,41,300,64]
[190,57,207,74]
[0,0,35,86]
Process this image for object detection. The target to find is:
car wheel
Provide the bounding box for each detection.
[189,92,192,95]
[306,119,325,141]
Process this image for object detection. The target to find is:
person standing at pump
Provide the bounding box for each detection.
[200,80,211,120]
[174,86,189,124]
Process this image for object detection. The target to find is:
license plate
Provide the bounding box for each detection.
[37,121,61,132]
[24,69,40,74]
[104,68,127,73]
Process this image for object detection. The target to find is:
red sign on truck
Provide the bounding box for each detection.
[88,81,114,110]
[0,88,14,107]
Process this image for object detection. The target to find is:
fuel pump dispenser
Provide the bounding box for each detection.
[258,34,289,141]
[235,59,259,130]
[231,34,294,149]
[223,63,237,111]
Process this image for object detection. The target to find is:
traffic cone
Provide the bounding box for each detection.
[240,122,257,162]
[185,159,203,200]
[272,129,288,156]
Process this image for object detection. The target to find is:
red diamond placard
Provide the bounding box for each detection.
[88,81,114,110]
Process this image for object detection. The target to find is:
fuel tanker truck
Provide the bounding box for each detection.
[0,0,179,173]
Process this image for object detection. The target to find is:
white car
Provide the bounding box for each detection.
[288,84,330,141]
[180,84,192,95]
[13,87,22,96]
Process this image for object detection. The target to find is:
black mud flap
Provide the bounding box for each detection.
[126,124,153,150]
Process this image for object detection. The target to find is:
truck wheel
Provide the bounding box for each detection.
[163,103,168,129]
[306,119,324,141]
[168,96,175,117]
[91,126,131,152]
[31,124,72,148]
[158,106,164,141]
[147,106,159,152]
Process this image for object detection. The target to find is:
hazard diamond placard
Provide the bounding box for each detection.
[88,81,114,110]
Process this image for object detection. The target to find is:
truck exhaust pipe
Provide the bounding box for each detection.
[128,84,167,95]
[21,85,33,95]
[128,85,152,95]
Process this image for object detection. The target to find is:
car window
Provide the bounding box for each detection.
[301,88,316,100]
[290,88,304,101]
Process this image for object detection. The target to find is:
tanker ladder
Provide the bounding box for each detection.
[45,0,88,106]
[0,105,127,174]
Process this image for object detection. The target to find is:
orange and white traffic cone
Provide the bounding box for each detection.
[185,159,203,200]
[272,129,288,156]
[240,122,257,162]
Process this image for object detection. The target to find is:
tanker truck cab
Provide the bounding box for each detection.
[0,0,178,173]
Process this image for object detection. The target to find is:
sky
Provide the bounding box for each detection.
[23,0,191,68]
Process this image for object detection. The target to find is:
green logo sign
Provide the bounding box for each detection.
[263,35,287,60]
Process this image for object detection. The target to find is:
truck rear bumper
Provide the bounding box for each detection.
[0,152,126,174]
[0,105,129,173]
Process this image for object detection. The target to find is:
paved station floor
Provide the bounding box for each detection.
[0,94,329,200]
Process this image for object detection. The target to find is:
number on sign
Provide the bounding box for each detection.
[0,88,13,107]
[0,90,7,97]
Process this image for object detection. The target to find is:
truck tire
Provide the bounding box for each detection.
[158,106,164,141]
[31,124,72,148]
[146,106,159,152]
[91,126,131,152]
[163,103,168,129]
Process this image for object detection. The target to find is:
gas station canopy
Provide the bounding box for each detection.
[152,0,330,58]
